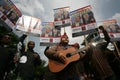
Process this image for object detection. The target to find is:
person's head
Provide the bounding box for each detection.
[99,25,105,31]
[63,10,69,18]
[75,15,81,22]
[11,12,16,19]
[60,32,69,45]
[27,41,35,50]
[83,13,89,20]
[3,5,10,11]
[53,28,58,33]
[46,27,51,34]
[57,12,62,18]
[0,34,12,45]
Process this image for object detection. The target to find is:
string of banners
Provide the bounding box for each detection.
[0,0,120,46]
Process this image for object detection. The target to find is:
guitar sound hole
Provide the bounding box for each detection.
[66,53,72,57]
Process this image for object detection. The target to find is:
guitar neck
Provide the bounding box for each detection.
[71,46,88,55]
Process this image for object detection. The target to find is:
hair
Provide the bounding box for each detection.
[0,33,12,39]
[27,41,35,46]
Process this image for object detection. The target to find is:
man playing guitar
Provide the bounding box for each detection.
[44,32,87,80]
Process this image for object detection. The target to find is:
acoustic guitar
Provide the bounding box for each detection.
[48,46,87,73]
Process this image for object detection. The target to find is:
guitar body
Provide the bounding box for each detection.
[49,47,80,73]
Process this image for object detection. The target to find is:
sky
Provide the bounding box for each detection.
[11,0,120,64]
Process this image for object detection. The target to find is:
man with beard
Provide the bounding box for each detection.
[44,32,86,80]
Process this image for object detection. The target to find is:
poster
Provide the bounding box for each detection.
[98,19,120,41]
[70,5,96,37]
[54,6,70,27]
[40,22,61,46]
[0,0,22,29]
[16,15,41,37]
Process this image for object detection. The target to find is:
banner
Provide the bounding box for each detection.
[16,15,41,37]
[54,6,70,27]
[40,22,61,46]
[98,19,120,41]
[0,0,22,29]
[70,5,96,37]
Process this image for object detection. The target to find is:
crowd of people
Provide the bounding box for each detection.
[0,33,42,80]
[0,25,120,80]
[43,26,120,80]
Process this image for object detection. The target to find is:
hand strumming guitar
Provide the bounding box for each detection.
[54,52,67,64]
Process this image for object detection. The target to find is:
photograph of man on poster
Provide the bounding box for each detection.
[108,24,120,33]
[82,11,95,25]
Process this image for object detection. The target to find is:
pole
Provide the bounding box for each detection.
[113,42,120,57]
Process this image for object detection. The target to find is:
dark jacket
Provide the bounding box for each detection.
[15,34,41,79]
[17,49,41,79]
[0,44,16,79]
[44,44,85,80]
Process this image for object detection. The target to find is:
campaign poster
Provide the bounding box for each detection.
[70,5,96,37]
[0,0,22,29]
[40,22,61,46]
[54,6,70,27]
[16,15,41,37]
[98,19,120,41]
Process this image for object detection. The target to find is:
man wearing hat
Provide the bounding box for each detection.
[44,32,86,80]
